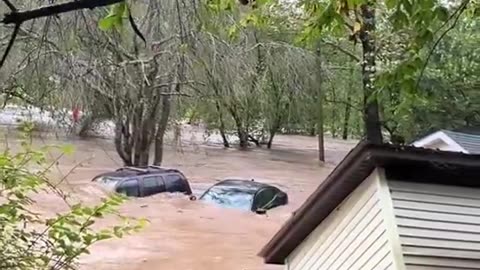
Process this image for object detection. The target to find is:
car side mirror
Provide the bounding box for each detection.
[255,208,267,215]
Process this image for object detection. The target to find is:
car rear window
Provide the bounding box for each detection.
[254,188,277,210]
[164,174,187,192]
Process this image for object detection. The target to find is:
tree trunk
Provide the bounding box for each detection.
[317,98,325,162]
[132,106,144,166]
[219,127,230,148]
[267,129,276,149]
[330,111,337,138]
[248,134,261,147]
[316,47,325,162]
[228,107,248,149]
[238,129,249,149]
[360,3,383,144]
[138,147,150,166]
[342,95,351,140]
[114,121,133,166]
[123,116,133,163]
[78,114,93,137]
[267,113,284,149]
[137,113,158,167]
[133,136,142,166]
[215,101,230,148]
[153,95,171,166]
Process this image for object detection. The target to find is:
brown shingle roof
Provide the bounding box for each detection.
[259,141,480,264]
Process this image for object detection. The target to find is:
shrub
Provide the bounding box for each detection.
[0,123,146,269]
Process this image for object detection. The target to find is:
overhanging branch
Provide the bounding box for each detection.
[0,0,124,70]
[1,0,123,25]
[3,0,16,11]
[322,40,360,62]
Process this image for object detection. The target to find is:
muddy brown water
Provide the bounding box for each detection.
[0,127,356,270]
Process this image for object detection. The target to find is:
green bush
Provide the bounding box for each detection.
[0,123,146,269]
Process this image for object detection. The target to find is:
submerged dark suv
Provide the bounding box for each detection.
[92,166,192,197]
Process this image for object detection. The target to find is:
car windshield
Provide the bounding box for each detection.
[201,185,255,211]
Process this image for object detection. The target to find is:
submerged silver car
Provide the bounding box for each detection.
[199,179,288,212]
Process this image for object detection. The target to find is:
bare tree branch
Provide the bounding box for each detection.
[322,40,360,62]
[2,0,16,11]
[414,0,470,91]
[324,98,361,111]
[0,24,19,69]
[0,0,125,70]
[1,0,123,25]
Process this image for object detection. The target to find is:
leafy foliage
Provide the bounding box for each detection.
[0,127,145,269]
[98,2,128,31]
[1,0,479,153]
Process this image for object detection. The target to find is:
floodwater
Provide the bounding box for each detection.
[0,126,356,270]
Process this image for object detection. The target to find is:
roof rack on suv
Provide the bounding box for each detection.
[115,166,184,175]
[124,167,149,173]
[147,166,182,173]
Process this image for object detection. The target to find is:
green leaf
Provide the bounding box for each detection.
[228,26,239,40]
[113,226,123,237]
[99,16,117,31]
[82,207,94,216]
[99,2,127,31]
[417,28,434,46]
[404,0,413,15]
[84,220,95,227]
[97,230,113,240]
[61,144,75,155]
[392,9,409,30]
[420,0,434,10]
[136,218,149,230]
[385,0,396,9]
[475,5,480,16]
[346,0,356,9]
[435,6,449,22]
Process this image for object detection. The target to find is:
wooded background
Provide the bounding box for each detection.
[1,0,479,164]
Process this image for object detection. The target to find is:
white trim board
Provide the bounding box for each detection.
[412,131,468,153]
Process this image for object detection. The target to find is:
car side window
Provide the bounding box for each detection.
[116,179,140,197]
[143,176,158,188]
[253,188,277,210]
[164,173,186,192]
[141,176,166,196]
[155,176,166,188]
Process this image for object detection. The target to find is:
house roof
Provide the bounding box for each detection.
[442,130,480,154]
[259,141,480,264]
[412,129,480,154]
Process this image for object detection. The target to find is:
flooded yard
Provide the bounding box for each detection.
[0,127,356,270]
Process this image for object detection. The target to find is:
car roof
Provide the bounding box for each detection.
[211,179,275,194]
[99,167,183,179]
[119,166,181,174]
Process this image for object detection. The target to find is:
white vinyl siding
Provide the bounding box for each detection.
[287,170,396,270]
[390,180,480,270]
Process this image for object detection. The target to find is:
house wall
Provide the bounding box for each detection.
[389,180,480,269]
[286,170,402,270]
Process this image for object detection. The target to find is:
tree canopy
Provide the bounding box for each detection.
[0,0,479,154]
